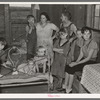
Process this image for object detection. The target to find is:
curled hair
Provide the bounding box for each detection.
[62,8,72,20]
[76,28,82,33]
[81,27,92,34]
[59,27,68,33]
[81,27,92,38]
[40,12,50,21]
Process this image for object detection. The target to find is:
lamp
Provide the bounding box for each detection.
[34,4,40,10]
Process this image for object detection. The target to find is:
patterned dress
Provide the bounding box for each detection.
[36,22,58,64]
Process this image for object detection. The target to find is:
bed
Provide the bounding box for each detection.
[0,72,51,93]
[0,46,51,93]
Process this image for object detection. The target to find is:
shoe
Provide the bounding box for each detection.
[65,89,72,94]
[62,84,66,89]
[56,87,65,91]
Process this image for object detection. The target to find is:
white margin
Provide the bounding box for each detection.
[0,2,100,98]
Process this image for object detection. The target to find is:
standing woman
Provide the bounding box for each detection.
[36,12,59,64]
[60,9,77,43]
[26,15,37,60]
[60,9,77,63]
[64,27,99,93]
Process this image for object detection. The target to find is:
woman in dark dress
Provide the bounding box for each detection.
[26,15,37,60]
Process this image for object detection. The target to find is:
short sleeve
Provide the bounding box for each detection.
[89,40,98,50]
[70,24,77,35]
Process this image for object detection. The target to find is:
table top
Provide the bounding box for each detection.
[81,63,100,93]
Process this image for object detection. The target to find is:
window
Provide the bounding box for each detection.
[93,5,100,29]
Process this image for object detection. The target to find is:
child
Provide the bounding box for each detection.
[51,28,71,91]
[17,59,36,75]
[33,46,49,73]
[0,37,8,77]
[26,15,37,60]
[17,46,49,75]
[71,29,84,61]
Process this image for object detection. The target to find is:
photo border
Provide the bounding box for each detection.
[0,0,100,99]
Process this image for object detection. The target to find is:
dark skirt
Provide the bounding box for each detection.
[65,60,96,75]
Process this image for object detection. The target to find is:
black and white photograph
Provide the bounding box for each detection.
[0,2,100,95]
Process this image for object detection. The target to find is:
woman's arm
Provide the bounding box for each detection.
[76,48,83,62]
[51,23,59,39]
[26,25,32,34]
[53,48,63,53]
[69,49,94,67]
[76,49,94,64]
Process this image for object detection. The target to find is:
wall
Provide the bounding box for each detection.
[37,5,87,28]
[37,4,63,27]
[0,5,5,37]
[9,6,32,43]
[0,4,87,44]
[62,5,87,28]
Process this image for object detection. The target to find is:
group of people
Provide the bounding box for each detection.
[0,8,99,93]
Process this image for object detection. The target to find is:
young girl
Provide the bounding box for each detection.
[63,27,99,93]
[51,28,71,91]
[26,15,37,60]
[33,46,49,73]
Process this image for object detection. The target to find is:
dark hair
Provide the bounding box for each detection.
[81,27,92,34]
[0,37,6,46]
[81,27,92,39]
[59,27,67,33]
[36,46,46,55]
[27,15,35,20]
[76,28,82,33]
[62,8,72,20]
[40,12,50,21]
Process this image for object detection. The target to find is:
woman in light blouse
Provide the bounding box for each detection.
[63,27,99,93]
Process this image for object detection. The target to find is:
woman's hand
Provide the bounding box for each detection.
[69,62,77,67]
[53,48,63,53]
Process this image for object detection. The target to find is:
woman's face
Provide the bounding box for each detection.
[61,14,68,22]
[76,31,82,38]
[40,15,47,24]
[83,30,91,41]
